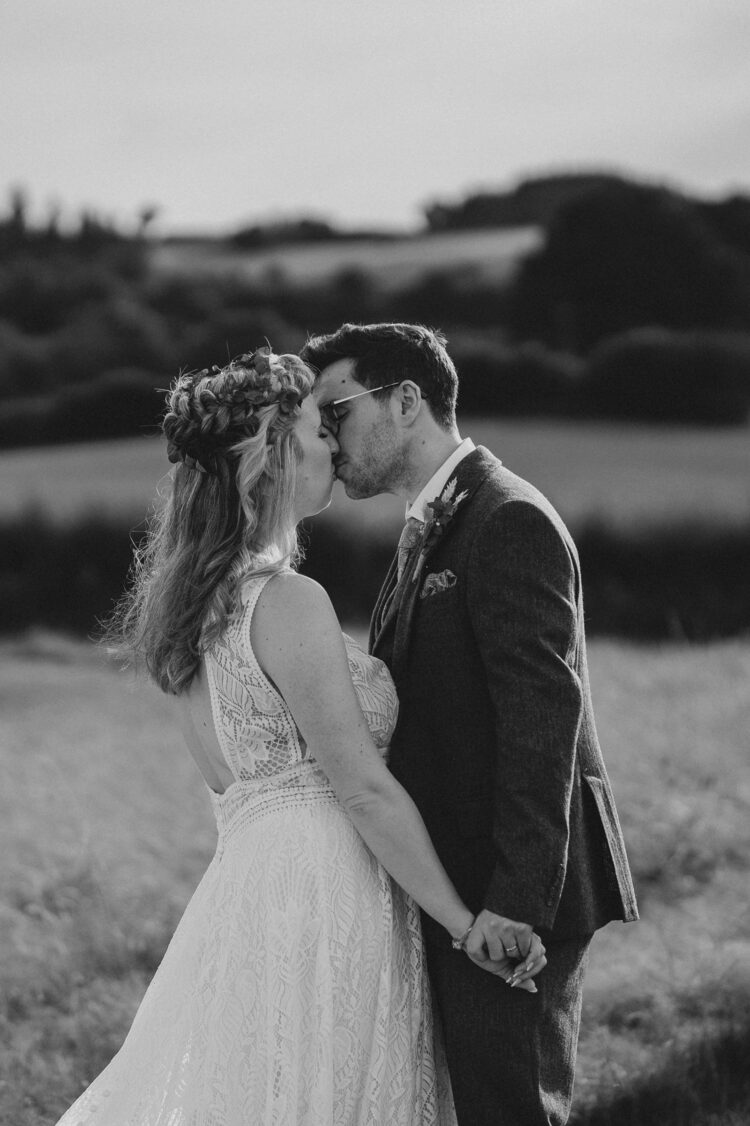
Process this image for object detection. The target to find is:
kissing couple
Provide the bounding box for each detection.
[56,322,637,1126]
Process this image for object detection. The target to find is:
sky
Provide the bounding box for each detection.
[2,0,749,235]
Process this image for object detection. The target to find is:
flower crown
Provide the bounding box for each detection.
[165,346,304,474]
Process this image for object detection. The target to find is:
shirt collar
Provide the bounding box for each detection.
[405,437,476,523]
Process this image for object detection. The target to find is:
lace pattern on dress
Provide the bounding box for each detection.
[342,631,398,754]
[204,573,307,784]
[205,576,399,791]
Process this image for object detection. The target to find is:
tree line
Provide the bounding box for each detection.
[2,174,750,448]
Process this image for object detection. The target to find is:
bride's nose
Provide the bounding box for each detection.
[324,430,339,455]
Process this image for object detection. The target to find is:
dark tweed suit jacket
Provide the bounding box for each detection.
[370,447,638,938]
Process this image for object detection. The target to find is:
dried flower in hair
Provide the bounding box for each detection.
[164,346,304,473]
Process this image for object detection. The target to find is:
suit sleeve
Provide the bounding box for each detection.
[466,499,583,928]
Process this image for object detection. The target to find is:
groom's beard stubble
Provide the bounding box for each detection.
[336,424,407,500]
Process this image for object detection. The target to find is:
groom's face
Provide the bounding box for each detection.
[315,358,405,499]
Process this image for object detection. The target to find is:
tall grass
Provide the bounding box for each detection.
[1,634,748,1123]
[570,640,750,1123]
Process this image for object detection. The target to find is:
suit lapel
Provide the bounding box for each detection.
[391,549,424,681]
[369,552,399,653]
[370,538,425,657]
[389,447,499,681]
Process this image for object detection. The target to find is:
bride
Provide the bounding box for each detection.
[56,347,545,1125]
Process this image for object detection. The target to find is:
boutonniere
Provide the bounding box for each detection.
[413,477,468,583]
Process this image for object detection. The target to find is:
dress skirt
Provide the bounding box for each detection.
[57,764,454,1125]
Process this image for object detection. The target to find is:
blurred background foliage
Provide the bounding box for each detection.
[1,172,749,641]
[3,173,750,435]
[2,172,750,1124]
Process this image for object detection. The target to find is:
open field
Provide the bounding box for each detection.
[2,418,749,536]
[150,226,542,289]
[1,632,748,1124]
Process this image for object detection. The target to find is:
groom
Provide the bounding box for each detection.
[303,323,638,1126]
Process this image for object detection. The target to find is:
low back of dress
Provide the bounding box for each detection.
[200,574,398,843]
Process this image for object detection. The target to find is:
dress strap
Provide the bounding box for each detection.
[237,570,279,617]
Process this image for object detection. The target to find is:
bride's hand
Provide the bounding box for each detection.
[463,913,547,992]
[465,945,546,991]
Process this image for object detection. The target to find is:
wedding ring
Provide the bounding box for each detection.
[505,943,519,953]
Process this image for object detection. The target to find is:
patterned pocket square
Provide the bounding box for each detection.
[420,569,457,599]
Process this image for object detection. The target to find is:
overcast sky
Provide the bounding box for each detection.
[3,0,749,234]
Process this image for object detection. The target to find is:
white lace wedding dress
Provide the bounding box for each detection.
[57,574,456,1125]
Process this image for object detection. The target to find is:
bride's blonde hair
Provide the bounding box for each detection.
[105,349,314,694]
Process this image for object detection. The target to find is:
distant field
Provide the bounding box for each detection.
[151,226,542,289]
[1,632,748,1123]
[2,418,749,535]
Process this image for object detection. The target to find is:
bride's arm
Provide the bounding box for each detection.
[252,572,546,987]
[252,571,476,943]
[253,572,546,988]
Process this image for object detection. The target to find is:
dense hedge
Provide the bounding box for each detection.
[451,336,584,416]
[2,511,748,642]
[5,326,750,448]
[575,521,750,640]
[0,339,588,448]
[0,368,165,447]
[581,329,750,424]
[0,511,142,635]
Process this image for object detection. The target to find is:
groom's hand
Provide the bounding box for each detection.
[464,910,546,990]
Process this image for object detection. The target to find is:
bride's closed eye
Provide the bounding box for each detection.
[315,414,332,440]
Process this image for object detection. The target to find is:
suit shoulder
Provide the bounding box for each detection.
[472,461,572,542]
[463,475,579,585]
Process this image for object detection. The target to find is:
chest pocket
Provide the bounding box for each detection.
[419,568,458,600]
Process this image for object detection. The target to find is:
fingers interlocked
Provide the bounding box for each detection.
[462,910,547,992]
[467,914,533,963]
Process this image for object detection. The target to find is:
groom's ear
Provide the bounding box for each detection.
[394,381,424,427]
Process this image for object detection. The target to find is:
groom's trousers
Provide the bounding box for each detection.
[423,916,592,1126]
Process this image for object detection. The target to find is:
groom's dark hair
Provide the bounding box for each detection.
[300,322,458,429]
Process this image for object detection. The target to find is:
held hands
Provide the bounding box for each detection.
[459,911,547,993]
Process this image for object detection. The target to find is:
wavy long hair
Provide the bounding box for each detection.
[105,350,314,695]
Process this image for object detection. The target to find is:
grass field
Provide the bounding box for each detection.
[1,632,748,1124]
[2,417,749,536]
[151,226,543,289]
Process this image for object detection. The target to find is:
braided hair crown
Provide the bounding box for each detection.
[163,347,310,475]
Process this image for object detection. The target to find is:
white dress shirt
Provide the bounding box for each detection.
[405,437,476,523]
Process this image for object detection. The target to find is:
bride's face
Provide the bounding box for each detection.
[293,396,339,519]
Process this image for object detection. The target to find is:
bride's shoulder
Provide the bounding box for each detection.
[252,571,341,647]
[255,570,333,611]
[250,572,351,692]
